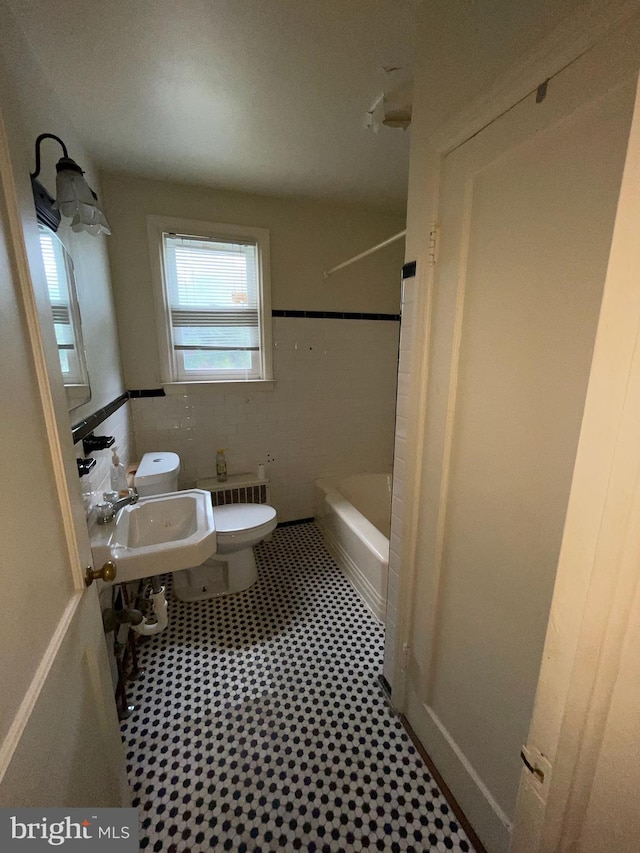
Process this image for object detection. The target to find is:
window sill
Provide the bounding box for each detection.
[163,380,275,394]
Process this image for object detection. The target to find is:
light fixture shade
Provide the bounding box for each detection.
[54,167,111,236]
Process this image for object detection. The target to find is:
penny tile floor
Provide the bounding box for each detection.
[121,522,475,853]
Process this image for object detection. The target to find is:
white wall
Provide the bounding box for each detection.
[101,173,404,521]
[100,173,403,386]
[0,3,133,489]
[414,0,592,139]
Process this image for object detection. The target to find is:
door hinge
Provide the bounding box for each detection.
[520,745,552,797]
[428,222,439,267]
[520,749,545,783]
[401,642,410,671]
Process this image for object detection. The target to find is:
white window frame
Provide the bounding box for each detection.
[147,215,273,386]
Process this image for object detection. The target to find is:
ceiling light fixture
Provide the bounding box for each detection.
[30,133,111,236]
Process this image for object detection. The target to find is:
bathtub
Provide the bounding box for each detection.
[314,473,391,622]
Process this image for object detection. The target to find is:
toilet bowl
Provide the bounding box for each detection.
[173,503,277,602]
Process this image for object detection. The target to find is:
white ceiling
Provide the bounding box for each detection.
[9,0,419,210]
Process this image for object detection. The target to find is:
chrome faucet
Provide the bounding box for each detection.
[108,488,139,513]
[95,488,139,524]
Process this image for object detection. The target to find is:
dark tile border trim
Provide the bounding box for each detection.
[128,388,166,398]
[401,714,488,853]
[277,517,315,527]
[73,388,167,445]
[402,260,417,280]
[71,392,129,445]
[272,309,400,322]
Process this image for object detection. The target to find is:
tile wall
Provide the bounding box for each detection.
[130,316,400,523]
[383,273,417,689]
[75,402,135,517]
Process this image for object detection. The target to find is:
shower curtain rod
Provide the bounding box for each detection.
[323,229,406,279]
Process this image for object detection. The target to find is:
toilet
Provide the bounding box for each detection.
[173,502,277,602]
[133,452,277,602]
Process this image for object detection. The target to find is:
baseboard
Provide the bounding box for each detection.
[406,683,512,853]
[378,674,392,700]
[401,714,488,853]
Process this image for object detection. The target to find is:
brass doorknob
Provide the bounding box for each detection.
[85,561,117,586]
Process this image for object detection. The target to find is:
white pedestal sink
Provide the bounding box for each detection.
[90,489,217,584]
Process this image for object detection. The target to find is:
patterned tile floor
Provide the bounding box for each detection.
[121,522,475,852]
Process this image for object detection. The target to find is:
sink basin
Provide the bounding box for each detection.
[90,489,217,584]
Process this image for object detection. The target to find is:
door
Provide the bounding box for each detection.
[511,74,640,853]
[404,34,638,853]
[0,110,128,805]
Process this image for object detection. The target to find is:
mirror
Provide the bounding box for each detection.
[37,224,91,410]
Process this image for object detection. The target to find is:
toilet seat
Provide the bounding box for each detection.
[213,503,276,532]
[213,503,277,548]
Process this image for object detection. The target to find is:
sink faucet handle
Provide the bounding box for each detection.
[95,501,115,524]
[103,490,119,504]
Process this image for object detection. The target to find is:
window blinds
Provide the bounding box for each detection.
[163,234,260,354]
[39,230,73,352]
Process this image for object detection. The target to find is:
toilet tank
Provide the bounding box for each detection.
[134,452,180,497]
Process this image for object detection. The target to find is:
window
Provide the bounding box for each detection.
[148,216,272,383]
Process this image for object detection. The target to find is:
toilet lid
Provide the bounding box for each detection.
[213,503,277,533]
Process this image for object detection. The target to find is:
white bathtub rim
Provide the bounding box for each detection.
[315,473,390,623]
[316,476,391,547]
[324,491,389,563]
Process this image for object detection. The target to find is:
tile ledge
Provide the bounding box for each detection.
[163,380,276,394]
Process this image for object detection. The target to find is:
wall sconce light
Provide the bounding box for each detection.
[30,133,111,236]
